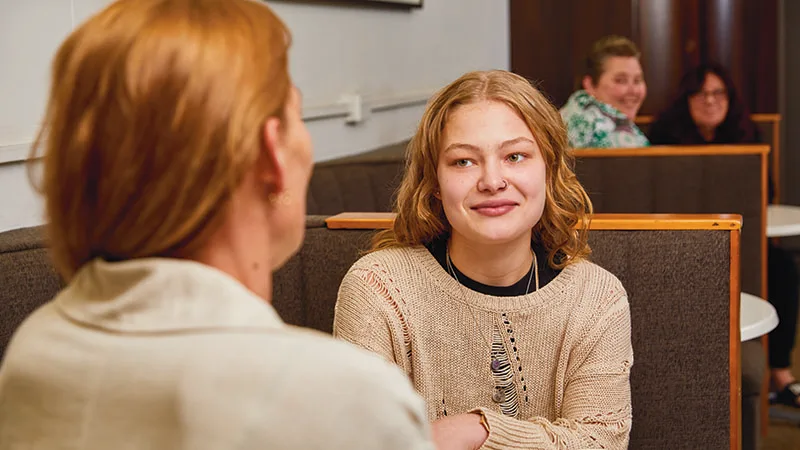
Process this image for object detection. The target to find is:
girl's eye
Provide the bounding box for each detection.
[455,159,473,168]
[508,153,525,163]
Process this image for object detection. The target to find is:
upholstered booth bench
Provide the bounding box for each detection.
[0,213,743,450]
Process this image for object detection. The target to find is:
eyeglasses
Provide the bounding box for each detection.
[690,89,728,102]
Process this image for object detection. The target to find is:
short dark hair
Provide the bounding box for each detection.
[585,35,641,85]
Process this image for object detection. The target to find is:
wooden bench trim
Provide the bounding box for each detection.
[325,212,743,231]
[750,114,782,203]
[761,152,769,300]
[730,228,742,450]
[586,214,742,230]
[326,212,396,229]
[573,145,769,158]
[750,113,781,123]
[635,113,779,125]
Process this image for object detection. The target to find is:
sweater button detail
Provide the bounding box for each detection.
[492,387,504,403]
[490,358,501,371]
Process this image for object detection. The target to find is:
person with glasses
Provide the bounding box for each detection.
[650,63,800,413]
[649,63,758,145]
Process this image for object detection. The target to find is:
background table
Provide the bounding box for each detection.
[767,204,800,237]
[741,292,779,341]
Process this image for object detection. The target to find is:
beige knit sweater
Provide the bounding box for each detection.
[334,246,633,450]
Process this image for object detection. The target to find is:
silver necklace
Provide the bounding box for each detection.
[445,246,539,403]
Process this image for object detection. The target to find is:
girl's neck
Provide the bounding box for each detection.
[448,232,533,287]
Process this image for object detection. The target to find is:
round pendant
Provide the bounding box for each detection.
[490,358,501,371]
[492,387,504,403]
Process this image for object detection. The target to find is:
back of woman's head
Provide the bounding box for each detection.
[31,0,292,280]
[584,35,641,85]
[655,62,755,143]
[375,70,592,269]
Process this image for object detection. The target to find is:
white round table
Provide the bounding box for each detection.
[740,292,779,341]
[767,204,800,237]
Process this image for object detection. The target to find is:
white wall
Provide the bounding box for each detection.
[0,0,74,232]
[0,0,509,232]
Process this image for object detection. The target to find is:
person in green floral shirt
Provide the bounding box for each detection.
[560,36,649,148]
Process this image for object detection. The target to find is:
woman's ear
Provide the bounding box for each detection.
[581,75,595,93]
[260,116,286,195]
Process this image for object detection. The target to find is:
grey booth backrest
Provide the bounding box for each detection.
[306,141,407,215]
[591,228,734,449]
[574,146,766,299]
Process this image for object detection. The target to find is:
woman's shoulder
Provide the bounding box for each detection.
[565,259,628,308]
[568,258,621,279]
[551,261,631,343]
[346,245,429,275]
[339,246,435,307]
[562,90,599,118]
[561,93,629,148]
[186,327,430,446]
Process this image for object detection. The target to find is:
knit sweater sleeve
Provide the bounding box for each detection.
[333,264,413,375]
[472,294,633,450]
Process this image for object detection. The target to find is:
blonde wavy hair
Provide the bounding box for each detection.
[374,70,593,269]
[30,0,291,280]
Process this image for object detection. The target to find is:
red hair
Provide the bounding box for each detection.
[31,0,292,279]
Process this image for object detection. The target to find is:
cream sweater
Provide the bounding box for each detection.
[0,258,434,450]
[334,246,633,450]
